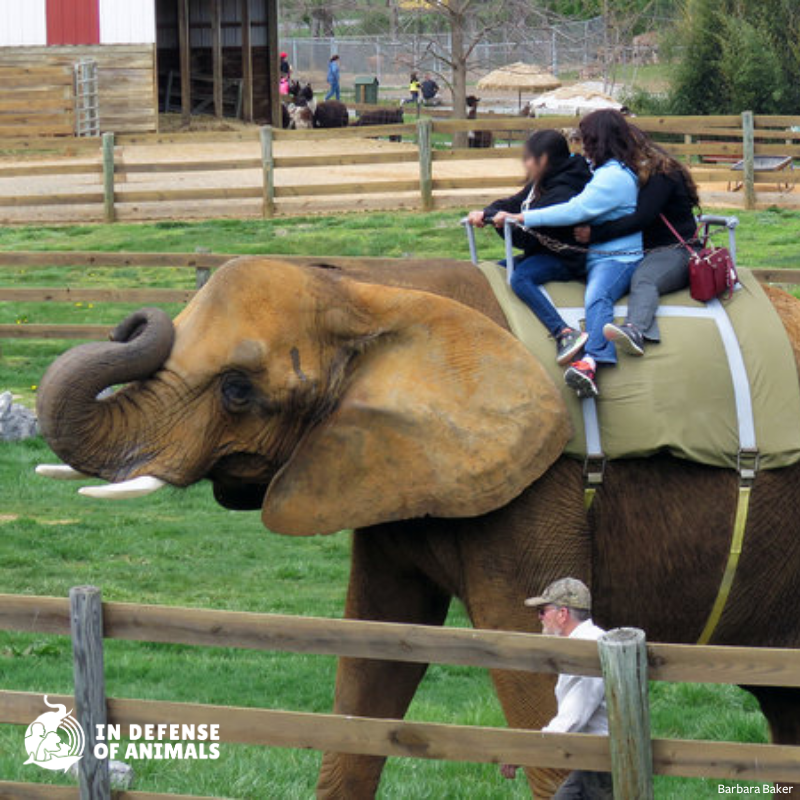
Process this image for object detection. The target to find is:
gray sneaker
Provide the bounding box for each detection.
[603,322,645,357]
[556,327,589,366]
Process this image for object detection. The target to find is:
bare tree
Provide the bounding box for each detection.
[599,0,658,92]
[409,0,563,121]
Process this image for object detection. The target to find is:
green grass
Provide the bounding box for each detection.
[1,210,797,797]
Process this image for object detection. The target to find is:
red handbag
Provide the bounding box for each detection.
[660,214,738,302]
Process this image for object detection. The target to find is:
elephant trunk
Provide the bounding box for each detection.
[36,307,175,479]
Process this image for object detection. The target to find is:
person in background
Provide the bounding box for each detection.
[467,130,592,365]
[280,52,291,80]
[575,127,700,355]
[500,578,612,799]
[325,55,341,101]
[492,109,642,399]
[401,73,421,106]
[421,74,441,106]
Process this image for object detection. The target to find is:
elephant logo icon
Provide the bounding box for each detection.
[23,696,85,772]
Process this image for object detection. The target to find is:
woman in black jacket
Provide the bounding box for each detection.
[467,130,592,365]
[575,128,700,355]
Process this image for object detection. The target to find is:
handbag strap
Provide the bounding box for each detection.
[660,213,698,256]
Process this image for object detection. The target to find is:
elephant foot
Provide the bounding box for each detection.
[316,752,384,799]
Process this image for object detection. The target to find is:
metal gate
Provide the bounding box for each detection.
[74,58,100,137]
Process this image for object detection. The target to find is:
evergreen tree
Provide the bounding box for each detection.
[670,0,797,114]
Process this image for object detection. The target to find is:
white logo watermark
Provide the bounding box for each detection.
[23,696,85,772]
[719,786,794,794]
[23,695,221,768]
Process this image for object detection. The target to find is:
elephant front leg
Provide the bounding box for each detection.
[316,528,451,800]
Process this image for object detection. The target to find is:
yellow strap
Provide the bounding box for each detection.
[697,485,752,645]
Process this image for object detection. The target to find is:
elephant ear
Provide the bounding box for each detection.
[262,279,571,536]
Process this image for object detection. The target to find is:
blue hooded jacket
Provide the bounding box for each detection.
[327,60,340,86]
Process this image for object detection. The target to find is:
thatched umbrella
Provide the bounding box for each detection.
[531,84,621,116]
[476,62,561,108]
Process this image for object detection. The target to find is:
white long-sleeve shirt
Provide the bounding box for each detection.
[542,620,609,735]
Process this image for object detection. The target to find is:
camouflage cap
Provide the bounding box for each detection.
[524,577,591,611]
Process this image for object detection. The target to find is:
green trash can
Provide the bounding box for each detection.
[354,76,380,106]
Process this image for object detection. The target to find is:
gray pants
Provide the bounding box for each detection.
[553,770,614,799]
[627,247,690,342]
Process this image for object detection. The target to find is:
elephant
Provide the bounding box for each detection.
[36,256,800,798]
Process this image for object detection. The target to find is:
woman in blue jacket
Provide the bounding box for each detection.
[493,109,642,398]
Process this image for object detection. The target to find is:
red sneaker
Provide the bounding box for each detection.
[564,360,599,398]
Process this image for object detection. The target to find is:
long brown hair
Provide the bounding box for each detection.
[578,109,638,171]
[630,126,701,208]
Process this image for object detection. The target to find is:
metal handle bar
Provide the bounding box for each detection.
[460,216,516,285]
[697,214,739,266]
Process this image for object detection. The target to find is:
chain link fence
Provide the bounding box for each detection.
[281,17,606,88]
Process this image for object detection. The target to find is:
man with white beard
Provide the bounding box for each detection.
[500,578,612,799]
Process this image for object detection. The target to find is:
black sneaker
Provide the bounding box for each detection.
[603,322,645,357]
[555,327,589,366]
[564,360,599,398]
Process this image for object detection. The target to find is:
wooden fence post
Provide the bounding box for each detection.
[70,585,110,800]
[598,627,654,800]
[417,118,433,212]
[194,246,211,289]
[102,132,115,224]
[260,125,275,218]
[742,110,755,211]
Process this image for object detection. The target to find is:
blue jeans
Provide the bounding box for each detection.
[584,258,639,364]
[325,83,340,101]
[507,253,578,338]
[508,254,639,365]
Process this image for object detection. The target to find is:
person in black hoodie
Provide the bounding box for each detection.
[575,127,700,355]
[467,130,592,365]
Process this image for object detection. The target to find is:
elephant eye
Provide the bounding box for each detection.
[221,372,254,413]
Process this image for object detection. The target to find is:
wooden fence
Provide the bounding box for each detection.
[0,113,798,222]
[2,250,800,342]
[1,588,799,799]
[0,64,74,138]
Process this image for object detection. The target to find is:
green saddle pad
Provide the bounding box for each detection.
[478,262,800,470]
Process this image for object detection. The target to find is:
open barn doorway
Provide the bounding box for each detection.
[155,0,280,125]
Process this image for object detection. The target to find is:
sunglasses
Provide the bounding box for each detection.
[537,604,560,618]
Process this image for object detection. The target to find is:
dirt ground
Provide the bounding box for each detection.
[0,135,795,225]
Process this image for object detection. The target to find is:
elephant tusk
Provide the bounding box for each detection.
[35,464,89,480]
[78,476,166,500]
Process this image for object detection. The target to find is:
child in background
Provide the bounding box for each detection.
[401,73,421,106]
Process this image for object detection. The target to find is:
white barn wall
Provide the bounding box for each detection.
[100,0,156,44]
[0,0,46,47]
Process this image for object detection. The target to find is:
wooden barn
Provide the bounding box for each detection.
[0,0,280,137]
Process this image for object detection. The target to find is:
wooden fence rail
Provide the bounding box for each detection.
[1,589,800,800]
[1,251,800,341]
[0,112,798,221]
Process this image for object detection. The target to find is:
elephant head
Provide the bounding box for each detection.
[37,258,571,535]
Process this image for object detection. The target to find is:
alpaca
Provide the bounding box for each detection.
[314,101,349,128]
[353,108,404,142]
[288,104,314,129]
[466,95,494,148]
